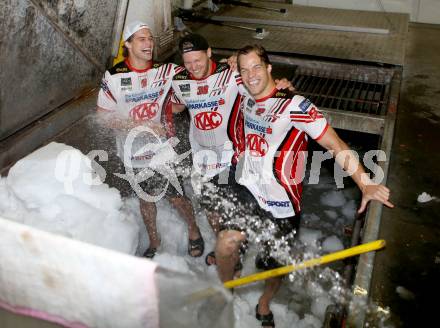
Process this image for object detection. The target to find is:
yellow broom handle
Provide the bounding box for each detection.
[224,239,386,289]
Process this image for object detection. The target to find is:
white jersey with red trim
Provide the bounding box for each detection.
[239,89,329,218]
[97,60,183,168]
[171,62,245,177]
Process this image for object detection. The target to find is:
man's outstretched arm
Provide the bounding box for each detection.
[316,126,394,213]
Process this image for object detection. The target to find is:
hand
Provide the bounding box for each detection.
[275,78,295,91]
[358,184,394,213]
[227,55,238,71]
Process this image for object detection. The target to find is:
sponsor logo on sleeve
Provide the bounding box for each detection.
[299,98,312,113]
[309,107,318,120]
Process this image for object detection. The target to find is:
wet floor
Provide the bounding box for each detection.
[370,23,440,328]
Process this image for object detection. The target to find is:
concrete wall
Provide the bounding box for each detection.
[0,0,120,141]
[292,0,440,24]
[125,0,172,35]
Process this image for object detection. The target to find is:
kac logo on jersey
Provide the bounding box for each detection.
[246,133,268,157]
[130,102,159,121]
[194,112,223,130]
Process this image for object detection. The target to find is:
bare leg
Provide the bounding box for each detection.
[257,277,282,327]
[168,196,200,239]
[139,199,160,249]
[168,196,204,257]
[215,230,246,282]
[207,211,221,236]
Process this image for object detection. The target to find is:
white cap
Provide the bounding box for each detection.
[123,21,151,41]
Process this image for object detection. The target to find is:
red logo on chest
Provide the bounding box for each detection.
[130,103,159,121]
[197,85,209,95]
[246,133,268,157]
[194,112,223,130]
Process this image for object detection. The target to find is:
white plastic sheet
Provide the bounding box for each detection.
[0,218,159,328]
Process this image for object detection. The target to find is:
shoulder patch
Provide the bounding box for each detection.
[153,62,165,69]
[273,88,294,99]
[214,62,230,74]
[298,98,312,112]
[109,61,129,75]
[173,68,190,80]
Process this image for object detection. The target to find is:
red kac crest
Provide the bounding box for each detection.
[130,102,159,121]
[246,133,268,157]
[194,111,223,130]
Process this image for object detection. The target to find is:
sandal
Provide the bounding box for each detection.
[143,247,157,259]
[255,304,275,327]
[188,230,204,257]
[205,251,216,266]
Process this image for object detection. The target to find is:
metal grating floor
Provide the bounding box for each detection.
[193,2,409,65]
[290,68,390,116]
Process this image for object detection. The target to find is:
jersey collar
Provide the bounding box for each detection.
[256,87,278,102]
[125,59,153,73]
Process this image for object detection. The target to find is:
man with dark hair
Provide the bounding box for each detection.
[215,44,394,327]
[97,21,204,259]
[170,34,293,270]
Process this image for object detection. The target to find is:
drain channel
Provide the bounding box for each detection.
[291,69,390,116]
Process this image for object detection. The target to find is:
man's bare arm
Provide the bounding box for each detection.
[316,126,394,213]
[172,103,186,113]
[96,106,165,135]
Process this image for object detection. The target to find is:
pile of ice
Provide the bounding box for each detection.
[0,142,140,254]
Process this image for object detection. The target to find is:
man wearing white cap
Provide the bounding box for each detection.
[97,21,204,259]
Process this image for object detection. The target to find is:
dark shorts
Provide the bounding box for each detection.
[253,211,301,271]
[198,165,252,230]
[199,165,301,270]
[133,163,188,201]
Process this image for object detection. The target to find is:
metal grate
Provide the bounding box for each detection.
[291,70,390,116]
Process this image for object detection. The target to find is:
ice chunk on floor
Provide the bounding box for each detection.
[320,190,346,207]
[341,199,357,219]
[417,192,435,203]
[324,210,338,220]
[299,228,323,249]
[396,286,415,300]
[322,235,344,253]
[311,295,333,321]
[0,142,139,254]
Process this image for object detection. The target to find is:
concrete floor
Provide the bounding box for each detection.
[370,23,440,328]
